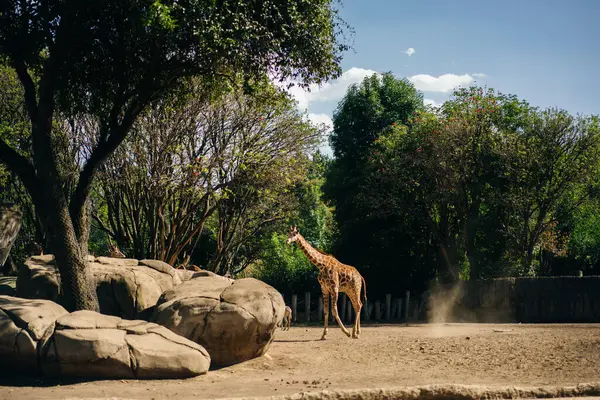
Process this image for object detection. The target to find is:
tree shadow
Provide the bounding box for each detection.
[0,373,98,388]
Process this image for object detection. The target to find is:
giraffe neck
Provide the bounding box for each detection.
[296,235,325,269]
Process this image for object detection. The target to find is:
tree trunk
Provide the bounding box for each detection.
[30,107,99,312]
[71,197,92,256]
[42,195,99,312]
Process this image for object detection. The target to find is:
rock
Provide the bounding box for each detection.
[41,310,210,379]
[191,270,235,282]
[174,268,234,284]
[93,262,175,319]
[29,254,55,264]
[95,257,139,266]
[17,256,183,320]
[139,259,183,286]
[16,257,60,302]
[0,295,68,371]
[0,276,16,296]
[154,277,285,367]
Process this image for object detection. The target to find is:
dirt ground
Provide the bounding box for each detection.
[1,323,600,400]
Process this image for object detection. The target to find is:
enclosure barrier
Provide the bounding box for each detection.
[283,290,416,323]
[429,275,600,323]
[284,275,600,324]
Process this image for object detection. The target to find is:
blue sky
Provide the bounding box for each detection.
[285,0,600,156]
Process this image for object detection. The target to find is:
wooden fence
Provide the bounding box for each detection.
[282,290,423,323]
[430,275,600,323]
[284,275,600,324]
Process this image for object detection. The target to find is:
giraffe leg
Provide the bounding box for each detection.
[331,290,352,338]
[356,305,362,335]
[349,292,363,339]
[321,291,329,340]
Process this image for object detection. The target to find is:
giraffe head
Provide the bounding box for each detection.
[286,225,300,244]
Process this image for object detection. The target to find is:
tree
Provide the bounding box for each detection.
[324,72,424,294]
[501,109,600,274]
[0,62,46,269]
[0,0,350,311]
[253,151,336,294]
[96,79,323,274]
[362,86,600,283]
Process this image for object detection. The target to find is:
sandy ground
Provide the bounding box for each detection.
[1,323,600,400]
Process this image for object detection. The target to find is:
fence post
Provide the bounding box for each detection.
[363,300,370,321]
[396,298,403,319]
[318,295,323,321]
[375,301,381,320]
[404,290,410,321]
[292,294,298,322]
[340,293,347,321]
[385,294,391,321]
[305,292,311,322]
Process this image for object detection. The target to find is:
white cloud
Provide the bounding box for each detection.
[472,73,487,78]
[408,73,476,93]
[307,113,333,134]
[404,47,416,56]
[423,98,439,108]
[276,67,379,112]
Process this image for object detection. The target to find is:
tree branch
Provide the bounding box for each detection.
[11,58,38,122]
[0,137,39,200]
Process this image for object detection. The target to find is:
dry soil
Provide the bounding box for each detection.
[1,323,600,400]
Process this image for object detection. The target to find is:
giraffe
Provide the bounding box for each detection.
[280,306,292,330]
[286,226,367,339]
[106,236,126,258]
[108,243,126,258]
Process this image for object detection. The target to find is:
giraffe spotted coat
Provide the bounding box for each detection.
[287,226,367,340]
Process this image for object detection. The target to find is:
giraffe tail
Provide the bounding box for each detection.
[361,276,367,303]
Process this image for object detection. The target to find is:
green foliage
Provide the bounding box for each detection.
[324,72,427,294]
[294,151,336,251]
[352,84,600,286]
[254,232,320,294]
[329,72,423,167]
[252,151,336,292]
[566,201,600,272]
[0,0,350,308]
[95,78,324,273]
[0,0,350,120]
[0,62,44,269]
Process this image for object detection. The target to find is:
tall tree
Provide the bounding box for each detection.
[0,0,350,311]
[96,79,323,273]
[253,151,335,294]
[502,109,600,274]
[324,72,424,294]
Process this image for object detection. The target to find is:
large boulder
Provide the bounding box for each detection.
[153,276,285,367]
[0,295,210,378]
[16,255,184,320]
[0,276,16,296]
[0,295,69,371]
[41,310,210,379]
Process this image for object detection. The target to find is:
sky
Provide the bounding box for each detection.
[284,0,600,156]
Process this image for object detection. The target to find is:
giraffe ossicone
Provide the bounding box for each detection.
[287,225,367,339]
